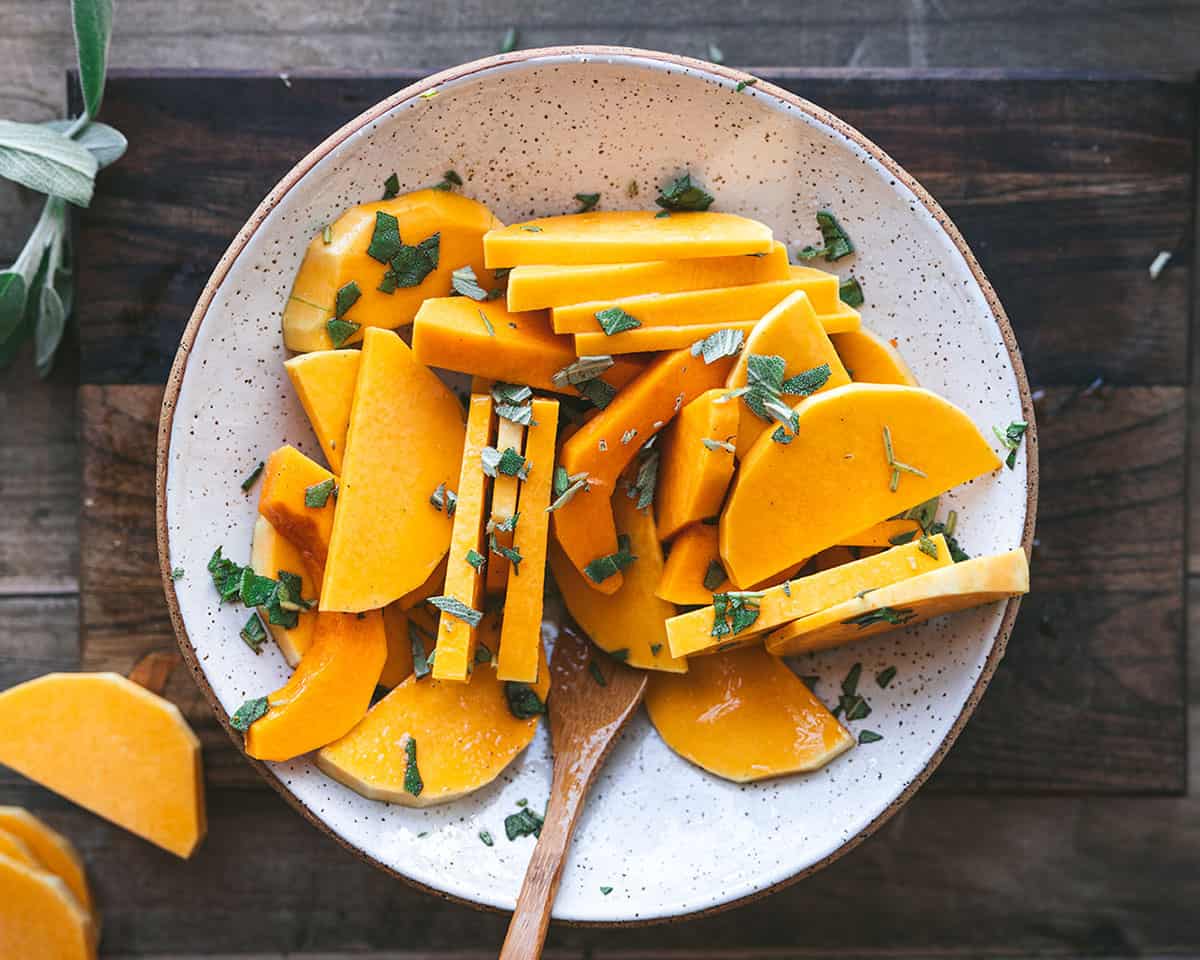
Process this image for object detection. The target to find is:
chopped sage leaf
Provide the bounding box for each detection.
[888,530,918,545]
[241,461,264,492]
[410,622,432,679]
[480,829,495,847]
[703,559,726,591]
[735,77,758,92]
[876,666,897,688]
[519,224,543,232]
[842,662,862,697]
[495,400,533,425]
[481,445,529,479]
[898,497,939,534]
[918,536,939,560]
[858,730,884,744]
[780,363,832,396]
[231,696,269,732]
[655,210,671,219]
[505,806,544,840]
[322,225,333,245]
[334,281,360,320]
[702,437,736,453]
[994,420,1029,470]
[382,172,400,200]
[844,696,872,722]
[576,378,616,409]
[838,275,865,307]
[326,317,360,349]
[430,482,458,516]
[171,566,185,580]
[427,595,484,627]
[626,447,659,510]
[842,606,916,629]
[451,264,489,301]
[588,659,607,686]
[304,478,336,508]
[690,327,744,364]
[478,307,495,337]
[656,173,715,212]
[505,681,546,719]
[240,613,268,654]
[367,210,403,263]
[552,355,614,387]
[433,169,463,191]
[552,466,569,498]
[475,644,493,665]
[466,549,486,571]
[608,648,630,662]
[711,590,765,638]
[403,737,424,797]
[239,567,277,608]
[574,192,600,212]
[797,210,854,262]
[492,381,533,404]
[650,643,663,656]
[546,471,591,513]
[492,513,519,533]
[927,520,969,563]
[600,886,614,895]
[595,306,641,336]
[584,535,637,584]
[489,533,523,572]
[383,235,440,289]
[208,547,248,603]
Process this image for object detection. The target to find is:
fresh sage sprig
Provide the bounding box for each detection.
[0,0,125,377]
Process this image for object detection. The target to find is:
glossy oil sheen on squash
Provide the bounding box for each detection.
[655,389,738,540]
[412,296,644,394]
[283,189,502,352]
[549,497,687,673]
[720,384,1002,587]
[486,416,526,594]
[666,536,952,658]
[766,548,1030,655]
[505,241,789,311]
[0,808,93,920]
[831,328,918,386]
[553,348,736,593]
[0,673,205,858]
[498,398,560,682]
[432,394,494,682]
[250,516,319,666]
[321,328,465,611]
[283,349,360,473]
[257,445,337,573]
[245,610,387,761]
[0,853,97,959]
[317,614,549,807]
[483,210,774,267]
[726,290,850,458]
[645,646,853,782]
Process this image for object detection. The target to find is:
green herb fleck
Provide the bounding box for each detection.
[409,621,432,679]
[702,437,735,453]
[478,307,495,337]
[711,590,766,638]
[858,730,883,744]
[430,482,458,516]
[626,447,659,510]
[334,281,360,320]
[505,806,544,840]
[876,666,897,688]
[404,737,424,797]
[839,275,864,307]
[322,225,333,245]
[428,595,484,627]
[595,306,641,336]
[489,533,523,573]
[367,210,402,262]
[842,606,916,629]
[475,644,493,665]
[499,26,518,53]
[993,420,1029,470]
[382,172,400,200]
[239,567,277,607]
[588,658,607,686]
[304,478,336,508]
[552,355,614,387]
[576,378,617,409]
[433,169,463,191]
[381,234,440,290]
[519,224,543,232]
[480,829,495,846]
[797,210,854,262]
[547,469,591,514]
[918,536,939,560]
[492,513,519,533]
[608,648,630,662]
[690,328,744,364]
[505,681,546,719]
[844,698,872,721]
[656,173,714,212]
[326,317,360,349]
[650,643,663,656]
[882,425,926,492]
[171,567,185,581]
[655,210,671,219]
[703,559,726,591]
[584,534,637,584]
[600,885,614,895]
[240,613,268,654]
[888,530,917,545]
[208,547,248,603]
[451,264,489,301]
[482,446,529,479]
[735,77,758,92]
[927,520,969,562]
[492,382,535,425]
[842,662,862,697]
[466,549,486,571]
[231,696,269,732]
[574,192,600,213]
[241,461,264,492]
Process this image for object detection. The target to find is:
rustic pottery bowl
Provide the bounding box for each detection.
[157,46,1037,924]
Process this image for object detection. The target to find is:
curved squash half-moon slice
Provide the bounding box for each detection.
[720,384,1001,587]
[646,646,853,782]
[283,349,360,473]
[0,673,205,858]
[0,826,38,868]
[831,329,917,386]
[766,548,1030,656]
[0,808,93,921]
[0,853,96,959]
[317,615,549,807]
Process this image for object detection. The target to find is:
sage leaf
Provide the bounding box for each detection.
[0,120,97,207]
[42,120,126,169]
[72,0,113,119]
[33,284,65,378]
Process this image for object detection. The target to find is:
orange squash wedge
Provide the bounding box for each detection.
[573,320,759,355]
[283,349,360,473]
[720,384,1002,587]
[655,389,738,540]
[646,646,853,782]
[321,327,465,611]
[483,210,774,267]
[0,673,205,858]
[0,827,37,868]
[0,853,97,959]
[486,416,526,594]
[655,522,728,605]
[665,536,952,658]
[549,495,688,673]
[397,555,448,611]
[412,296,644,394]
[283,189,503,352]
[250,516,319,666]
[838,519,922,548]
[318,614,549,806]
[783,264,841,313]
[831,328,917,385]
[244,610,387,761]
[257,445,337,573]
[432,394,494,682]
[726,290,851,458]
[553,347,736,593]
[767,548,1030,655]
[498,398,560,682]
[506,241,790,311]
[0,808,93,921]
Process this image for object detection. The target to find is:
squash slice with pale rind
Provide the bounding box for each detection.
[0,853,97,959]
[0,808,93,921]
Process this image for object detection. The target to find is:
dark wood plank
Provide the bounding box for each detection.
[75,71,1194,388]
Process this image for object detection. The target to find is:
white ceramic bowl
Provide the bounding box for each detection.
[157,47,1037,924]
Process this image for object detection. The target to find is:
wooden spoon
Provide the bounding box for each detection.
[499,626,648,959]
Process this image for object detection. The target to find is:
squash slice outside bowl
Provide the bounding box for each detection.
[156,47,1037,925]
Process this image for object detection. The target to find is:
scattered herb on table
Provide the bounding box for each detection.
[433,169,463,191]
[735,77,758,93]
[241,461,264,492]
[656,173,715,212]
[600,885,614,895]
[797,210,854,262]
[382,172,400,199]
[876,666,897,688]
[858,730,883,744]
[480,829,495,846]
[239,613,268,654]
[170,566,185,581]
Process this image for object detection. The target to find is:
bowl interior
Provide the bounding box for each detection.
[162,50,1031,923]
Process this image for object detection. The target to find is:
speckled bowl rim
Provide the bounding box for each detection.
[155,46,1039,926]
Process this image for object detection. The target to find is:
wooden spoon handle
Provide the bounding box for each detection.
[499,767,589,960]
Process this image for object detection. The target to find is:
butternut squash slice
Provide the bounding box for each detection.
[321,327,465,611]
[245,610,387,761]
[784,264,841,313]
[486,416,526,594]
[549,498,688,674]
[766,548,1030,655]
[573,320,760,356]
[250,516,319,666]
[646,646,853,782]
[506,241,790,311]
[498,398,560,683]
[0,808,93,921]
[483,210,773,267]
[380,603,438,689]
[0,673,205,858]
[831,328,917,386]
[0,853,97,960]
[0,826,38,868]
[283,189,503,352]
[655,389,738,540]
[720,384,1002,587]
[432,395,495,682]
[655,524,809,606]
[317,614,549,807]
[553,348,736,593]
[397,555,448,611]
[412,296,644,393]
[838,519,922,548]
[665,536,952,658]
[811,545,862,572]
[257,445,337,573]
[726,290,851,459]
[283,349,360,472]
[551,276,846,334]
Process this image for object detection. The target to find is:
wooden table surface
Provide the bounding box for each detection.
[2,4,1199,958]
